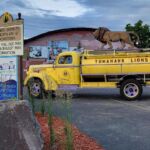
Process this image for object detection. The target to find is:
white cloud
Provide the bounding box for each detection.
[0,0,92,18]
[27,0,92,17]
[1,0,150,38]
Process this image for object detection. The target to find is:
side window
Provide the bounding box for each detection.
[65,56,72,64]
[58,55,72,64]
[58,56,65,64]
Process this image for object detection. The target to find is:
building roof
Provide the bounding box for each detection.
[25,27,96,44]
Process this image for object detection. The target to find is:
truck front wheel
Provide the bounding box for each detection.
[28,79,43,98]
[120,79,142,100]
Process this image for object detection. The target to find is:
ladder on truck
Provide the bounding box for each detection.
[83,48,150,56]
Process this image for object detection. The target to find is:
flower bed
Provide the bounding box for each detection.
[36,113,104,150]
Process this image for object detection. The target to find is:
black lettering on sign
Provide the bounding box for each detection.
[106,60,109,63]
[94,57,150,64]
[114,59,117,63]
[145,58,148,62]
[130,57,149,63]
[95,58,126,64]
[110,60,113,63]
[102,60,105,63]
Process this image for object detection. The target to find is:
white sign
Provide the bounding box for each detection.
[0,56,18,100]
[0,25,23,56]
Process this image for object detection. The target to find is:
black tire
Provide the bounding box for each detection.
[120,79,143,100]
[28,79,43,99]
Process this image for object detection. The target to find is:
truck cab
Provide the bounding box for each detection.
[24,51,81,98]
[54,51,81,86]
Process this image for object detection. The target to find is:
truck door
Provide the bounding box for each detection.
[55,54,79,85]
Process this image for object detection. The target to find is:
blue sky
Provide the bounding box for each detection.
[1,0,150,38]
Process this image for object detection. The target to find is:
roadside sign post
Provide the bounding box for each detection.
[0,12,24,100]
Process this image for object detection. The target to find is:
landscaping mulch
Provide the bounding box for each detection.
[35,113,104,150]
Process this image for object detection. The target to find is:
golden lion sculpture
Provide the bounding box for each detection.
[93,27,139,49]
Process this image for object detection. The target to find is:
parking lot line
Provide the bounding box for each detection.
[114,99,150,112]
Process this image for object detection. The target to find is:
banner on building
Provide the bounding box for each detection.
[48,40,69,52]
[29,46,49,58]
[48,40,69,60]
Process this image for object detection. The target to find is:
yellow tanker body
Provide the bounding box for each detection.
[24,49,150,100]
[82,50,150,74]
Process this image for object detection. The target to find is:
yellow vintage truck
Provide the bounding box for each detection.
[24,49,150,100]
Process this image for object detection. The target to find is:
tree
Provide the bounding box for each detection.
[125,20,150,48]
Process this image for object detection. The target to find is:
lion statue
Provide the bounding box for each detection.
[93,27,139,49]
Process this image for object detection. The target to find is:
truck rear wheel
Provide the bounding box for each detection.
[120,79,142,100]
[28,79,43,99]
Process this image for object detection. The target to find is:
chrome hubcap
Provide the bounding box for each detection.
[124,83,139,98]
[30,82,41,96]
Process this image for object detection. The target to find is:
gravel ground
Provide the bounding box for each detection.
[24,87,150,150]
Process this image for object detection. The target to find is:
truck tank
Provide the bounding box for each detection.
[81,49,150,75]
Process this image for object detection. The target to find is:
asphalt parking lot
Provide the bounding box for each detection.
[24,87,150,150]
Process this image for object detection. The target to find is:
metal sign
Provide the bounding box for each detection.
[0,12,23,56]
[0,56,18,100]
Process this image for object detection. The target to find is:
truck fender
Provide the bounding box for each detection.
[42,75,58,91]
[24,73,58,91]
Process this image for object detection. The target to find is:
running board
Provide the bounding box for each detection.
[80,82,117,88]
[58,85,78,91]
